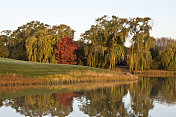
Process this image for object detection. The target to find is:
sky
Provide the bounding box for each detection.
[0,0,176,45]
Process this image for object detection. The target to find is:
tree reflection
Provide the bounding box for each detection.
[79,85,129,117]
[78,78,176,117]
[129,78,154,117]
[126,77,176,117]
[56,92,77,107]
[159,78,176,103]
[3,93,76,117]
[0,99,3,107]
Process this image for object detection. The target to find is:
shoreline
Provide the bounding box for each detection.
[0,71,139,87]
[1,69,176,87]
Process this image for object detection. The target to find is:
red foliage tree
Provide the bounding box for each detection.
[55,36,78,64]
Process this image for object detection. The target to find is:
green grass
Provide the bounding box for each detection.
[0,57,110,77]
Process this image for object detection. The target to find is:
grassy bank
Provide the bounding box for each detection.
[0,57,138,86]
[0,57,107,77]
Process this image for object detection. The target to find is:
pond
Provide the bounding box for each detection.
[0,77,176,117]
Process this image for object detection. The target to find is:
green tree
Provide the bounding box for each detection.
[8,21,48,60]
[82,15,129,68]
[161,42,176,70]
[128,17,154,72]
[0,30,11,57]
[75,40,87,65]
[26,29,56,63]
[0,37,9,57]
[152,37,176,70]
[150,45,161,69]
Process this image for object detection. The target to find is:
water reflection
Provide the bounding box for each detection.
[128,78,154,117]
[79,85,129,117]
[3,94,73,117]
[0,77,176,117]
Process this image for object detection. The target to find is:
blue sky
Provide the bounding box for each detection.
[0,0,176,42]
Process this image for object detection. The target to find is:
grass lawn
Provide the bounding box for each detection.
[0,57,111,77]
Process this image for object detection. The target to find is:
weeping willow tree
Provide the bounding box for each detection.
[8,21,48,60]
[81,15,130,68]
[161,42,176,70]
[26,29,56,63]
[0,32,9,58]
[128,17,154,72]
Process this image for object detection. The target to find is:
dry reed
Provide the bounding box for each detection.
[134,70,176,77]
[0,71,138,87]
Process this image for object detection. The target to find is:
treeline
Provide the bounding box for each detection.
[0,21,74,63]
[151,37,176,70]
[0,16,176,71]
[81,16,176,71]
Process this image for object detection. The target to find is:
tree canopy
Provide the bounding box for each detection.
[127,17,154,72]
[0,31,9,58]
[81,15,129,68]
[55,36,78,64]
[161,42,176,70]
[0,21,75,64]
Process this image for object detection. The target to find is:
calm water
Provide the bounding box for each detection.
[0,77,176,117]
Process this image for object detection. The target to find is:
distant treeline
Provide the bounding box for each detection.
[0,15,176,71]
